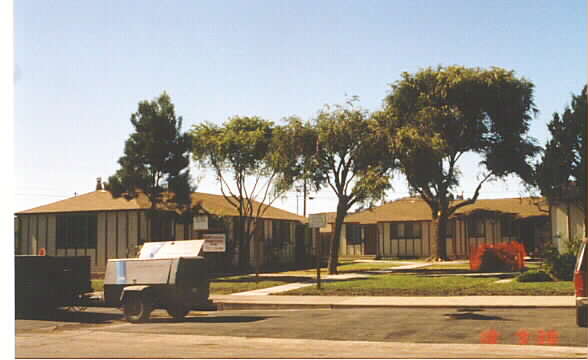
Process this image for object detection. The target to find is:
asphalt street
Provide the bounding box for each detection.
[15,306,588,358]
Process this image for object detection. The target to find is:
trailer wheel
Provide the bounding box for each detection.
[577,305,587,328]
[167,305,190,320]
[123,293,152,323]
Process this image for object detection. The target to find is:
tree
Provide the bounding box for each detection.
[279,100,394,274]
[191,116,285,270]
[380,66,539,260]
[535,86,586,210]
[106,92,193,240]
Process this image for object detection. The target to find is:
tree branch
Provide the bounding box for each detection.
[448,173,493,215]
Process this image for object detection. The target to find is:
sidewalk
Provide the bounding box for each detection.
[211,294,576,310]
[16,331,588,359]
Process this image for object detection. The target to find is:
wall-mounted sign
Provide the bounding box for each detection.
[309,214,327,228]
[202,233,226,252]
[193,215,209,230]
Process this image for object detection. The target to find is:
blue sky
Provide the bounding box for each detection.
[14,1,586,215]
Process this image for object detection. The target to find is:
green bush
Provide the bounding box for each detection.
[565,236,583,257]
[542,245,576,281]
[517,270,553,282]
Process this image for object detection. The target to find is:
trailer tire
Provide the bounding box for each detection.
[577,305,587,327]
[167,305,190,320]
[123,293,152,323]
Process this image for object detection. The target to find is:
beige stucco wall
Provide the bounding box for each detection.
[339,224,367,257]
[551,202,586,253]
[17,211,143,273]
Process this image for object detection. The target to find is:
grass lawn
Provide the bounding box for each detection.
[91,279,104,292]
[281,261,407,276]
[423,263,471,271]
[282,274,574,296]
[210,275,310,295]
[423,261,543,271]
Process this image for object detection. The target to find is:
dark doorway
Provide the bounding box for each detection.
[364,225,378,255]
[295,224,306,265]
[519,220,534,254]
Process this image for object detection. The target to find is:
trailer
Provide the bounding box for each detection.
[15,255,92,315]
[104,255,214,322]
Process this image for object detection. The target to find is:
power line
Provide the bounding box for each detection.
[15,193,72,198]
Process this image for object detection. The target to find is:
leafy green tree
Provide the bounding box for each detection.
[380,66,538,260]
[535,86,586,211]
[106,92,193,240]
[191,116,285,270]
[279,100,394,274]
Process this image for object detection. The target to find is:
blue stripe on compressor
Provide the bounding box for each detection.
[115,261,127,284]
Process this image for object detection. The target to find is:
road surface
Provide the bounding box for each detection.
[16,307,588,358]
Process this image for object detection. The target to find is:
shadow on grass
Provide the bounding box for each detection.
[370,268,519,279]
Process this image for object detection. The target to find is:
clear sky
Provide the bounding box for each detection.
[14,1,586,216]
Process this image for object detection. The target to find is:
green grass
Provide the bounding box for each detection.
[210,275,309,295]
[281,261,406,276]
[423,263,472,271]
[282,274,574,296]
[91,279,104,292]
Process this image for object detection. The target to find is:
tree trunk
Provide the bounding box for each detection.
[429,213,448,261]
[237,216,250,270]
[328,205,346,274]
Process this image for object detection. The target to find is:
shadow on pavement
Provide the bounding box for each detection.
[16,309,122,324]
[443,308,512,321]
[148,315,272,324]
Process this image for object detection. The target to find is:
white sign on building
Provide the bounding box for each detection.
[193,215,209,230]
[202,233,226,252]
[309,214,327,228]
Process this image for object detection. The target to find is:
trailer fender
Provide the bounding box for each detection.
[120,285,153,303]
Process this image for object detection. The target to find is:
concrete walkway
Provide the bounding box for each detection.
[16,330,588,359]
[212,294,576,310]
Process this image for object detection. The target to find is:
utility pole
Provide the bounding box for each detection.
[303,178,307,217]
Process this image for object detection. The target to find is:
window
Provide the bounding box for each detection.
[405,222,421,238]
[271,221,291,248]
[467,217,485,237]
[346,223,362,244]
[390,222,421,239]
[445,219,456,238]
[56,213,97,249]
[390,223,401,239]
[500,216,516,237]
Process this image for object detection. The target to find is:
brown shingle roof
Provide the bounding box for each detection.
[344,197,548,224]
[16,190,305,222]
[190,192,306,221]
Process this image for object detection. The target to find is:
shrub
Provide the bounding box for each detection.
[564,236,584,257]
[516,270,553,282]
[543,248,576,281]
[470,241,526,272]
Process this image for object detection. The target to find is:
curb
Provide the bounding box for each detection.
[213,301,576,311]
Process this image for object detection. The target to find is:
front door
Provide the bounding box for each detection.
[364,225,378,255]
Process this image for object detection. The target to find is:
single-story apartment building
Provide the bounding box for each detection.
[326,197,551,259]
[15,189,308,272]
